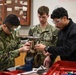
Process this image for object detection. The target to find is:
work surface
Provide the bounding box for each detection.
[17,71,39,75]
[17,67,47,75]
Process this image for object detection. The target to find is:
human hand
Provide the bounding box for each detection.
[34,44,46,52]
[43,51,51,56]
[43,56,51,69]
[19,41,32,52]
[24,41,32,46]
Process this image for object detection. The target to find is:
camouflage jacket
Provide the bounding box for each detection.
[27,23,59,67]
[0,26,21,71]
[29,23,58,46]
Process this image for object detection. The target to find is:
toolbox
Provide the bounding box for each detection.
[46,60,76,75]
[0,61,76,75]
[0,70,24,75]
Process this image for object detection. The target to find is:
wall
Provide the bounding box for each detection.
[19,0,33,36]
[19,0,76,35]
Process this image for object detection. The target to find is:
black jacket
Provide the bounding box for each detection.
[48,19,76,61]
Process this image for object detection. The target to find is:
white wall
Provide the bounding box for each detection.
[19,0,76,35]
[33,0,76,26]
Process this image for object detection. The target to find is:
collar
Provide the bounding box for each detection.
[62,18,73,31]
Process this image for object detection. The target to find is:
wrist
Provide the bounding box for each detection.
[18,48,22,52]
[44,46,49,52]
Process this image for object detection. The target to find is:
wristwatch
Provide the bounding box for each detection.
[44,46,49,52]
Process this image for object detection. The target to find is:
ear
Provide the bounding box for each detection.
[47,15,49,17]
[63,16,67,20]
[3,24,7,27]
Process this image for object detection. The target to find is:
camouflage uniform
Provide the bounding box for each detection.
[0,26,21,71]
[26,23,58,67]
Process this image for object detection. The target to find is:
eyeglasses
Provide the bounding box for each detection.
[6,24,21,33]
[6,24,13,32]
[6,24,18,33]
[52,18,62,24]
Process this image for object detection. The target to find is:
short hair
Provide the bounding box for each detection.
[51,7,68,19]
[3,14,20,26]
[37,6,49,15]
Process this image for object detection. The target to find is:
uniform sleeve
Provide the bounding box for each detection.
[9,49,20,58]
[28,28,33,36]
[0,39,20,58]
[0,39,4,50]
[51,27,59,45]
[9,34,21,58]
[28,26,37,36]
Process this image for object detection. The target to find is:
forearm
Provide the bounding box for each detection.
[47,45,74,56]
